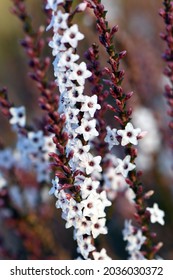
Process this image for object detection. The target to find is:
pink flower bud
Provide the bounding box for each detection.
[137,131,148,139]
[159,8,165,17]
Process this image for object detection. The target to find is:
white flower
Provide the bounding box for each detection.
[53,10,69,31]
[80,95,101,117]
[58,48,79,68]
[122,220,134,241]
[147,203,165,226]
[91,217,108,238]
[99,191,112,208]
[65,216,77,229]
[66,198,83,220]
[58,90,76,113]
[45,0,64,11]
[81,192,105,218]
[28,131,44,151]
[79,152,102,175]
[92,248,112,260]
[117,122,141,146]
[103,167,127,192]
[69,62,92,86]
[75,141,91,159]
[75,217,92,237]
[47,10,69,31]
[55,71,74,90]
[49,33,66,56]
[55,190,69,211]
[42,134,56,161]
[64,107,79,124]
[126,229,146,252]
[49,176,60,195]
[66,139,90,159]
[115,155,135,177]
[75,118,99,141]
[80,178,99,199]
[68,86,85,102]
[104,126,119,150]
[9,106,26,127]
[77,236,95,259]
[61,24,84,48]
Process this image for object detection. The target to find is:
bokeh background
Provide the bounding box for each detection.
[0,0,173,259]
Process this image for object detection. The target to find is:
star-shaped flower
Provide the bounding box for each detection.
[58,47,79,68]
[92,248,112,260]
[80,178,99,199]
[115,155,136,178]
[77,236,95,259]
[91,217,108,239]
[61,24,84,48]
[47,10,69,31]
[9,106,26,127]
[28,131,44,152]
[80,95,101,117]
[75,217,92,237]
[117,122,141,146]
[104,126,119,150]
[81,192,105,218]
[122,219,134,241]
[147,203,165,225]
[49,176,61,195]
[68,86,85,102]
[49,33,66,56]
[55,189,69,212]
[126,229,146,252]
[79,152,102,175]
[54,10,69,30]
[66,198,83,220]
[45,0,64,11]
[69,62,92,86]
[75,118,99,141]
[64,107,79,124]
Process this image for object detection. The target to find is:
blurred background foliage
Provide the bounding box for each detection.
[0,0,173,259]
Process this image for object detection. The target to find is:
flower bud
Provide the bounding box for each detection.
[76,2,87,12]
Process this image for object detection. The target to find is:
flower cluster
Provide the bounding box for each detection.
[122,220,147,260]
[44,0,167,260]
[46,0,112,259]
[0,106,56,183]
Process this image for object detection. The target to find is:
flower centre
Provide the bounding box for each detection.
[66,56,71,62]
[87,185,93,191]
[88,102,93,108]
[87,202,93,208]
[18,112,23,118]
[127,132,132,137]
[123,164,128,170]
[70,33,75,39]
[85,126,91,132]
[77,70,82,76]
